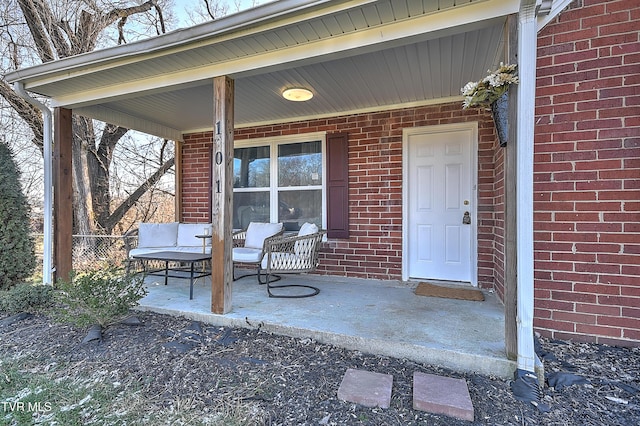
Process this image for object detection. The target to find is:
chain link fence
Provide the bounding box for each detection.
[33,234,129,272]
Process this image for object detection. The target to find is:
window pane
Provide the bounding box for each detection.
[278,190,322,231]
[233,192,270,229]
[278,141,322,187]
[234,146,270,188]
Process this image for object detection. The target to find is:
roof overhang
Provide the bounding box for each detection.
[6,0,540,140]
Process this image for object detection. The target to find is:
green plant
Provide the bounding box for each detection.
[54,267,147,328]
[0,282,53,314]
[0,139,36,290]
[461,63,519,109]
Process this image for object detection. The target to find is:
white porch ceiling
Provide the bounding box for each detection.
[7,0,518,139]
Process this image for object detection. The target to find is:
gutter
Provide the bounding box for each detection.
[13,82,54,285]
[510,0,554,408]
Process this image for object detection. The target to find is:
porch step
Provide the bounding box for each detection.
[413,371,474,421]
[337,368,393,408]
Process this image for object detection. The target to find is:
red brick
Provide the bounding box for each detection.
[621,286,640,297]
[535,298,574,312]
[622,307,640,318]
[573,283,620,295]
[597,316,640,330]
[552,291,597,304]
[576,303,621,316]
[575,324,622,338]
[553,311,597,325]
[535,318,575,332]
[598,295,639,307]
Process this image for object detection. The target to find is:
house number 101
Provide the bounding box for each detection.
[215,151,223,193]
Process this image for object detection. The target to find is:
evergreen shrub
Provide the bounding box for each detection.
[0,282,53,314]
[0,140,36,290]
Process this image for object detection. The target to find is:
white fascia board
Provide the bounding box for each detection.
[75,105,183,141]
[52,0,518,109]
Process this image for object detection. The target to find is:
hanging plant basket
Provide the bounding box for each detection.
[491,92,509,147]
[461,63,518,148]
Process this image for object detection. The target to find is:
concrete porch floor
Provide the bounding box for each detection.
[136,272,516,378]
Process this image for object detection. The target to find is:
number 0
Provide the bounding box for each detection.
[215,151,223,165]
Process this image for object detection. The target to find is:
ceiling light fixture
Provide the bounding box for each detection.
[282,87,313,102]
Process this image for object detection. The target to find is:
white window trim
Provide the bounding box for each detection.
[233,132,327,229]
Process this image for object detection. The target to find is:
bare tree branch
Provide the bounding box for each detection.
[155,3,165,34]
[106,156,175,231]
[203,0,216,20]
[117,15,127,44]
[3,0,177,236]
[17,0,55,62]
[0,79,43,154]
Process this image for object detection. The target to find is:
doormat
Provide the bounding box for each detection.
[415,282,484,301]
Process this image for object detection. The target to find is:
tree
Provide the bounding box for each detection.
[0,138,36,290]
[0,0,176,237]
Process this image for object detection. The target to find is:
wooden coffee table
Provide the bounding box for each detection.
[132,251,211,300]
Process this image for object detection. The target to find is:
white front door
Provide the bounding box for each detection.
[403,123,477,284]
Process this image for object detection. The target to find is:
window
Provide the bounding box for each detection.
[233,134,325,231]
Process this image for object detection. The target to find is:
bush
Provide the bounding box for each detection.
[0,282,53,314]
[54,267,147,328]
[0,140,36,290]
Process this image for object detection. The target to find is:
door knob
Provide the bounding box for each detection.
[462,211,471,225]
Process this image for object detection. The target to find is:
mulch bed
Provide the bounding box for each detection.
[1,311,638,425]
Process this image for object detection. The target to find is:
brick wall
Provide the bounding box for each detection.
[534,0,640,345]
[180,134,211,222]
[182,104,502,286]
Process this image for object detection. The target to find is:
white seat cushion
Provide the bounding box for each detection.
[232,247,264,263]
[173,246,212,254]
[138,222,179,248]
[298,222,319,236]
[244,222,283,249]
[294,222,320,256]
[130,246,211,258]
[177,223,212,247]
[129,246,176,258]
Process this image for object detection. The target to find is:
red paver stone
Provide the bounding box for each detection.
[337,368,393,408]
[413,371,474,421]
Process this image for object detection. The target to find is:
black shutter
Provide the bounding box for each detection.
[326,132,349,238]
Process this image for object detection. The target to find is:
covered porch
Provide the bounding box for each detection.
[136,273,515,378]
[5,0,568,379]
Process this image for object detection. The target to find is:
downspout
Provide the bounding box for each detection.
[13,82,54,285]
[510,0,542,404]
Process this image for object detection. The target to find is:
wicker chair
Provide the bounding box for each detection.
[261,225,326,298]
[232,222,284,283]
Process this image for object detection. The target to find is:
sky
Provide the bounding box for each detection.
[172,0,270,27]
